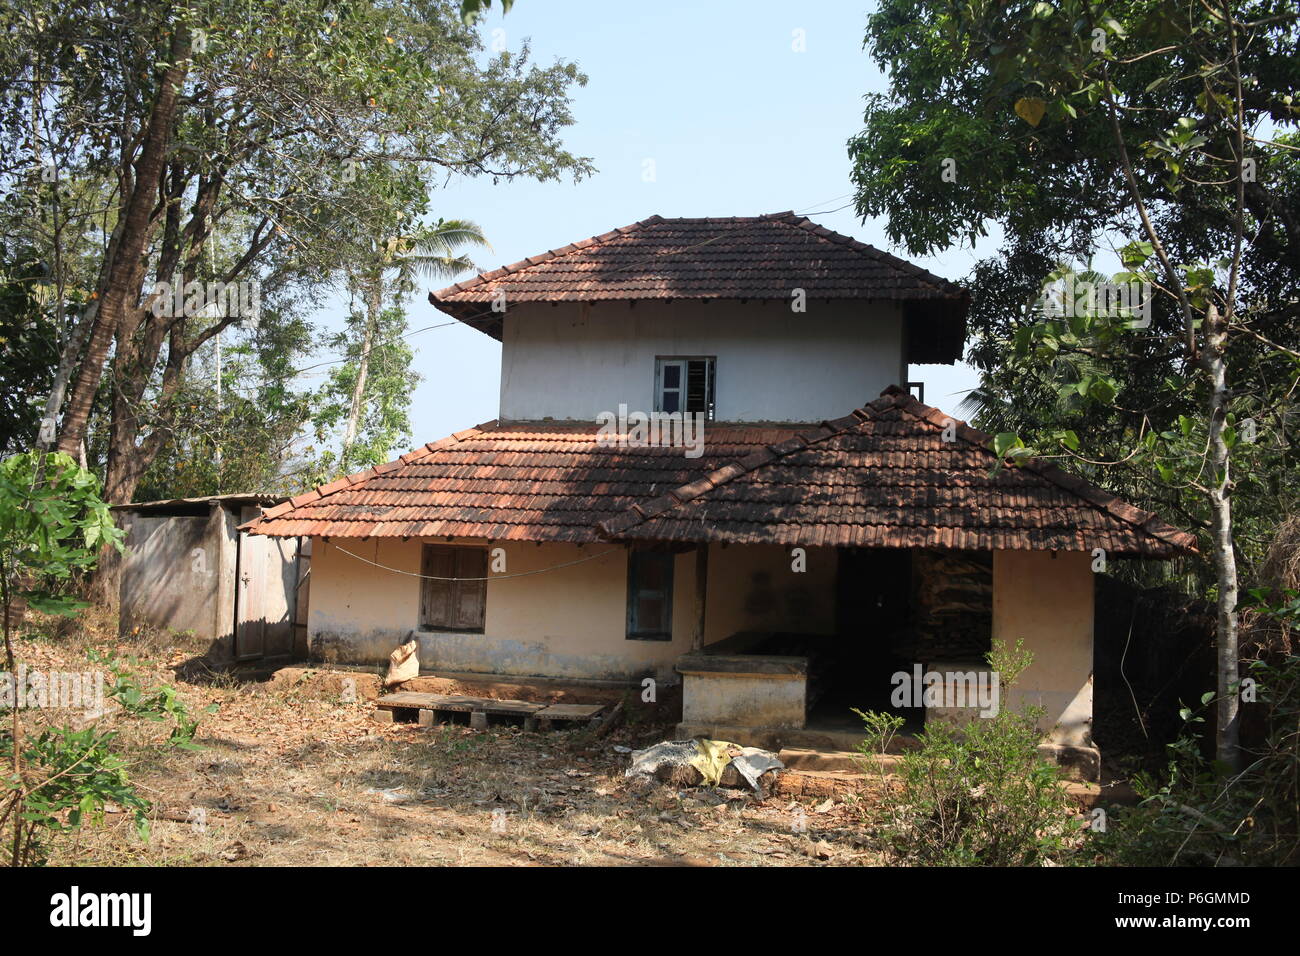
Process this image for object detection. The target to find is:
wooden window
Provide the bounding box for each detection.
[627,549,674,640]
[655,357,715,420]
[419,544,488,632]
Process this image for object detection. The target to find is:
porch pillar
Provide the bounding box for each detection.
[692,543,708,651]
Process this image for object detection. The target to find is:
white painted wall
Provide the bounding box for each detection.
[307,538,837,682]
[498,300,906,422]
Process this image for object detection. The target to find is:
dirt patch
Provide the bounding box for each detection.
[16,623,882,866]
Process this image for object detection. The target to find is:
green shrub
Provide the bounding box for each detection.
[856,640,1081,866]
[1100,592,1300,865]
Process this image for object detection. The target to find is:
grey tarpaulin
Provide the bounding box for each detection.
[729,748,785,792]
[624,739,784,793]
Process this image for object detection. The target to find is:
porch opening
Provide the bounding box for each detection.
[813,548,994,735]
[806,547,920,735]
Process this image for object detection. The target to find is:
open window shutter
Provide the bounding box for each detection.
[682,360,715,419]
[420,546,455,628]
[453,548,488,629]
[627,550,674,639]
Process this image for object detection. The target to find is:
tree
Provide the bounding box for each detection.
[131,303,317,500]
[1,0,591,601]
[850,0,1300,767]
[337,216,487,471]
[311,301,420,481]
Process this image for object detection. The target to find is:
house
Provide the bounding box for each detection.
[243,212,1196,779]
[117,494,310,664]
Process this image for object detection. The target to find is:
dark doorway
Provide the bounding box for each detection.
[808,548,919,731]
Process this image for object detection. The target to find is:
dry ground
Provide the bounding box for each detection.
[13,617,883,867]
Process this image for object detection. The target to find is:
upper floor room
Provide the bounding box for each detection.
[430,213,968,424]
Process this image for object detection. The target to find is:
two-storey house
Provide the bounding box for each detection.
[246,213,1195,778]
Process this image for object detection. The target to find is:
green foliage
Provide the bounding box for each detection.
[854,1,1300,596]
[310,304,420,479]
[308,216,488,480]
[0,651,213,866]
[1101,593,1300,865]
[0,453,207,865]
[0,451,123,614]
[87,650,216,748]
[856,640,1081,865]
[460,0,514,24]
[133,307,317,500]
[1,726,152,863]
[0,247,61,456]
[0,0,590,504]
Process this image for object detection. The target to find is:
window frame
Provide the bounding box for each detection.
[418,543,488,633]
[626,549,675,641]
[653,356,716,421]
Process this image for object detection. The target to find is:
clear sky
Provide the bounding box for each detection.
[330,0,991,445]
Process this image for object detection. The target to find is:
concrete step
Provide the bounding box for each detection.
[779,747,902,773]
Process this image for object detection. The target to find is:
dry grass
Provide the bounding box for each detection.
[11,617,881,867]
[1241,515,1300,657]
[1259,514,1300,595]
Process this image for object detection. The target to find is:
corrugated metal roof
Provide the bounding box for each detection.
[113,493,287,513]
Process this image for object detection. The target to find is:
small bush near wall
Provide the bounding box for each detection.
[855,640,1086,866]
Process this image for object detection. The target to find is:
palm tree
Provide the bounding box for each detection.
[339,219,488,467]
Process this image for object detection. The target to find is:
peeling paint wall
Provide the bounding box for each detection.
[679,673,806,728]
[992,550,1095,747]
[307,538,839,681]
[499,300,906,422]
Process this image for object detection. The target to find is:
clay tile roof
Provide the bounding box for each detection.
[244,391,1196,558]
[241,421,807,542]
[428,213,969,363]
[596,387,1199,558]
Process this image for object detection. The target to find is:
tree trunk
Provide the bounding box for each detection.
[340,280,382,470]
[1202,304,1240,770]
[88,303,177,607]
[88,433,149,608]
[55,35,188,456]
[37,299,98,448]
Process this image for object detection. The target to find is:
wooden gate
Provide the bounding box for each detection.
[235,506,301,662]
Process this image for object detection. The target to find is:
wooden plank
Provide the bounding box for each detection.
[377,692,546,717]
[534,703,606,721]
[379,693,602,726]
[481,699,546,716]
[377,692,479,712]
[376,692,438,708]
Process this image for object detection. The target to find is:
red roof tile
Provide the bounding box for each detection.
[428,213,968,363]
[597,388,1198,558]
[244,421,805,541]
[245,390,1195,558]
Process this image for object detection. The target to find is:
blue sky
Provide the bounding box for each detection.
[331,0,991,444]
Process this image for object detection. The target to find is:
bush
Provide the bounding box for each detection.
[856,640,1082,866]
[1100,592,1300,865]
[1,451,208,865]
